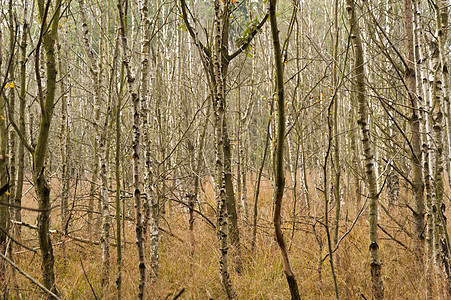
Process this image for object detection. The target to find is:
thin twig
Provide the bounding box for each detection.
[173,288,185,300]
[1,223,38,254]
[379,202,413,238]
[80,258,98,300]
[322,196,368,262]
[377,224,408,249]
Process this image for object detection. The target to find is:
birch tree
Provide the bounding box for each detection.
[117,0,146,297]
[179,0,267,296]
[403,0,425,263]
[346,0,383,298]
[430,0,451,294]
[180,0,268,255]
[139,0,160,280]
[77,0,111,290]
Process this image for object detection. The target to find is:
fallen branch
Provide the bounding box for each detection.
[11,220,180,246]
[11,220,101,245]
[164,288,185,300]
[173,288,185,300]
[0,252,61,300]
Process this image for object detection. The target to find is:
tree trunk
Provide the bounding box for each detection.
[346,0,384,298]
[139,0,159,281]
[433,0,451,293]
[7,4,16,267]
[0,37,10,296]
[78,0,111,289]
[270,0,301,298]
[78,0,102,238]
[117,0,147,297]
[114,42,122,299]
[429,23,451,294]
[403,0,425,264]
[14,0,28,241]
[413,0,434,295]
[213,1,237,298]
[332,0,341,247]
[99,114,111,291]
[34,0,62,296]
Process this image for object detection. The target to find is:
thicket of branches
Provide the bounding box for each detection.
[0,0,450,299]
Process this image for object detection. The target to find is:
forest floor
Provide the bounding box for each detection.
[7,175,448,299]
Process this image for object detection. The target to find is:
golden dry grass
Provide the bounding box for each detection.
[7,174,449,299]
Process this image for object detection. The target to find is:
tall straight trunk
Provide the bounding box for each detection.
[152,50,164,280]
[118,58,127,251]
[325,100,340,299]
[99,110,111,291]
[332,0,341,246]
[383,0,399,209]
[270,0,301,299]
[5,6,16,292]
[346,0,383,298]
[78,0,110,288]
[434,2,449,129]
[117,0,146,298]
[188,139,195,232]
[111,32,122,300]
[7,1,16,246]
[0,27,10,296]
[403,0,425,262]
[139,0,158,280]
[237,78,250,224]
[14,0,28,240]
[240,133,248,222]
[115,69,122,300]
[78,0,102,237]
[413,0,434,295]
[236,90,244,225]
[57,30,70,232]
[434,1,451,202]
[35,0,62,296]
[0,117,7,298]
[423,111,434,300]
[213,1,236,298]
[430,36,451,296]
[430,43,450,296]
[218,1,240,251]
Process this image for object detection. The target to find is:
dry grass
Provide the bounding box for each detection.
[7,174,448,299]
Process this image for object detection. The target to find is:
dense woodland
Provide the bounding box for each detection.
[0,0,450,299]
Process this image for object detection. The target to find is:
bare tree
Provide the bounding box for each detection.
[270,0,301,298]
[346,0,383,298]
[34,0,62,296]
[117,0,146,297]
